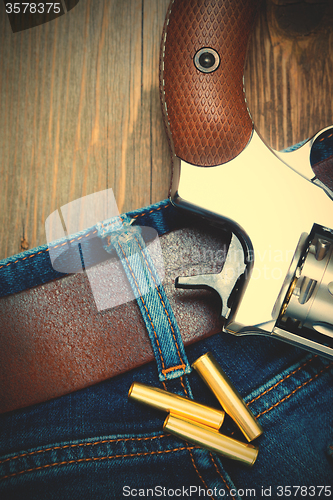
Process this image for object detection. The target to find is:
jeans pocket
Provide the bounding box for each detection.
[0,430,242,500]
[224,354,333,495]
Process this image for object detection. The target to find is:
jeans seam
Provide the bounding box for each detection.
[178,378,217,500]
[131,203,171,220]
[209,454,237,500]
[134,236,187,373]
[0,433,167,466]
[187,450,216,500]
[247,355,318,405]
[0,445,198,482]
[118,240,168,373]
[177,378,215,499]
[254,361,333,420]
[179,377,235,500]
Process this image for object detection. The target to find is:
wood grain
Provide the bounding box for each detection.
[0,0,333,260]
[0,0,171,260]
[245,1,333,150]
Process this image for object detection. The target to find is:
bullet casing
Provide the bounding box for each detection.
[128,381,225,430]
[164,414,258,466]
[192,352,263,441]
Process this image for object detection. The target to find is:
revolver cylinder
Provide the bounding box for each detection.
[280,229,333,341]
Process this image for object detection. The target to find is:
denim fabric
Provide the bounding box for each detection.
[0,199,333,499]
[310,127,333,165]
[96,215,191,381]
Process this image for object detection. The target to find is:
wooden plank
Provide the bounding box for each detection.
[0,0,171,259]
[0,0,332,260]
[245,1,333,150]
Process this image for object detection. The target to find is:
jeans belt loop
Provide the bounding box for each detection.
[97,215,191,382]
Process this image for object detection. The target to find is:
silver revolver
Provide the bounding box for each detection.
[160,0,333,359]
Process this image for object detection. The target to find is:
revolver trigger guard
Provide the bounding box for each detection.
[175,234,246,319]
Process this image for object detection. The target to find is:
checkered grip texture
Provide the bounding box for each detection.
[161,0,258,166]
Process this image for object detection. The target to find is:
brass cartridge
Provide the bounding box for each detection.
[164,415,258,466]
[128,381,224,430]
[192,352,263,441]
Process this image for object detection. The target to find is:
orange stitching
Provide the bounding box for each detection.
[255,362,333,420]
[162,364,186,375]
[188,450,215,500]
[132,203,170,219]
[179,376,189,397]
[0,445,197,481]
[177,377,216,499]
[247,356,317,405]
[0,434,166,466]
[209,453,236,500]
[118,242,167,372]
[134,236,186,372]
[0,203,171,271]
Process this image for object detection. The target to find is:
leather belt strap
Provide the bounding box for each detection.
[312,155,333,192]
[0,206,230,414]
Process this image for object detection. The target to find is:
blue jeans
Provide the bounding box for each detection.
[0,199,332,500]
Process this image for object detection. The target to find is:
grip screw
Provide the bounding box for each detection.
[194,48,220,73]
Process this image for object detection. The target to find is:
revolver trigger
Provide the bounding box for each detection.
[175,234,246,319]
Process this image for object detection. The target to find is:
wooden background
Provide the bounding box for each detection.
[0,0,333,260]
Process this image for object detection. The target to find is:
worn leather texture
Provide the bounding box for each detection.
[160,0,259,167]
[312,154,333,192]
[0,224,230,414]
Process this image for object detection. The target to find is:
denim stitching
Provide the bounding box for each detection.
[135,236,187,372]
[170,378,216,500]
[118,241,167,373]
[178,377,233,500]
[0,434,166,466]
[132,204,170,219]
[254,362,333,419]
[209,455,236,500]
[247,355,317,405]
[179,376,187,395]
[319,132,333,142]
[188,451,215,500]
[116,231,190,378]
[0,445,198,481]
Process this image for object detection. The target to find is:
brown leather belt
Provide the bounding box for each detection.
[0,222,230,414]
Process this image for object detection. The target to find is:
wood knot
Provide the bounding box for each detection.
[21,237,29,251]
[269,0,331,36]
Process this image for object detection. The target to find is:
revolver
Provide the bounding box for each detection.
[160,0,333,359]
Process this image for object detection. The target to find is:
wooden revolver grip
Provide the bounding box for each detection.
[161,0,259,167]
